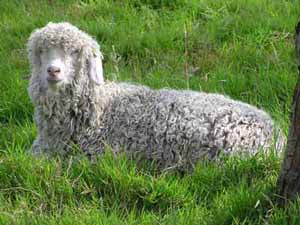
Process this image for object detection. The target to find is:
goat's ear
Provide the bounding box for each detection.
[88,51,104,85]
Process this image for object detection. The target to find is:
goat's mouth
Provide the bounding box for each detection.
[47,76,63,84]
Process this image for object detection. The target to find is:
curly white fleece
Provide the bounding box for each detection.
[28,22,285,169]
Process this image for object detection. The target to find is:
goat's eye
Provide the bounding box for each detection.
[71,50,79,55]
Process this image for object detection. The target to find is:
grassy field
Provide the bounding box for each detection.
[1,0,300,224]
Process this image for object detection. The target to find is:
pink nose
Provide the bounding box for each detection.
[47,66,61,77]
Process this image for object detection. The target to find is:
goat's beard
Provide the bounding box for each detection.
[47,81,65,92]
[31,64,92,114]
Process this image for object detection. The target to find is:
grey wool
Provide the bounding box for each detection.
[28,22,285,170]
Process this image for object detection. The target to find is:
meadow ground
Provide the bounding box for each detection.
[1,0,300,224]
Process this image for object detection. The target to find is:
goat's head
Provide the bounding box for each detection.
[27,22,104,93]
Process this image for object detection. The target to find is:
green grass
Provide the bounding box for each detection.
[0,0,300,224]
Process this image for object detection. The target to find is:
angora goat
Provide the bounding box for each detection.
[28,22,284,169]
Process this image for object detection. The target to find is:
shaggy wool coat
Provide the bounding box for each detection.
[28,22,285,169]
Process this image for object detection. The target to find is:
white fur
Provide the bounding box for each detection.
[28,22,285,170]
